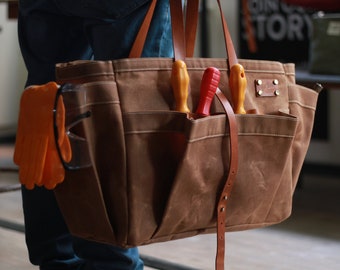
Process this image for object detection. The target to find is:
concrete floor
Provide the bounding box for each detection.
[1,143,340,270]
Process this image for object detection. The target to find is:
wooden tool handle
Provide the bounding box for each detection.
[171,60,190,113]
[229,63,247,114]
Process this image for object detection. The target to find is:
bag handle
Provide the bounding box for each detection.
[129,0,200,58]
[129,0,158,58]
[130,0,238,68]
[170,0,238,67]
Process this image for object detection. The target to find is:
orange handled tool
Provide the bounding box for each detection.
[196,67,221,116]
[169,60,190,161]
[171,60,190,113]
[229,63,247,114]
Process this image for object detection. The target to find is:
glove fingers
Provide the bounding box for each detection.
[41,146,65,190]
[33,137,49,186]
[19,162,35,190]
[19,137,48,189]
[13,135,25,166]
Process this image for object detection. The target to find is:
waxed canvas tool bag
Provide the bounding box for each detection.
[53,1,320,269]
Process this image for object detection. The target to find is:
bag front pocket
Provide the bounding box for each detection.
[123,111,298,245]
[225,114,298,231]
[123,111,189,245]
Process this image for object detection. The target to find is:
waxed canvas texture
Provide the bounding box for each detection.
[53,57,319,247]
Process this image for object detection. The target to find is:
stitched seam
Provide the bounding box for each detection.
[289,100,316,110]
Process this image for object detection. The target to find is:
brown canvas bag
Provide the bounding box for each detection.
[53,1,320,269]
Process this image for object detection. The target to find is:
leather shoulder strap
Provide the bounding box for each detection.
[129,0,158,58]
[175,0,239,68]
[215,88,239,270]
[185,0,199,57]
[216,0,238,68]
[170,0,186,61]
[129,0,239,68]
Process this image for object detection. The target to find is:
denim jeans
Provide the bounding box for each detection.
[18,0,173,269]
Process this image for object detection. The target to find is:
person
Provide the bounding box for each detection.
[17,0,173,269]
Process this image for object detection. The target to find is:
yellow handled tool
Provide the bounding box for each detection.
[171,60,190,113]
[229,63,247,114]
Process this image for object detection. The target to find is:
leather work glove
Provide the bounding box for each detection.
[13,82,71,190]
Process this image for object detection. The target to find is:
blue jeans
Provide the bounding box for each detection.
[18,0,173,269]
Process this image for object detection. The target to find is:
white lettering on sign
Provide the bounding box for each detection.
[248,0,280,13]
[242,0,312,41]
[248,0,305,14]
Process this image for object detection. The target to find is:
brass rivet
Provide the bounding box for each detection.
[224,195,228,200]
[273,79,279,85]
[220,207,225,212]
[257,90,263,96]
[274,89,280,96]
[256,79,262,86]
